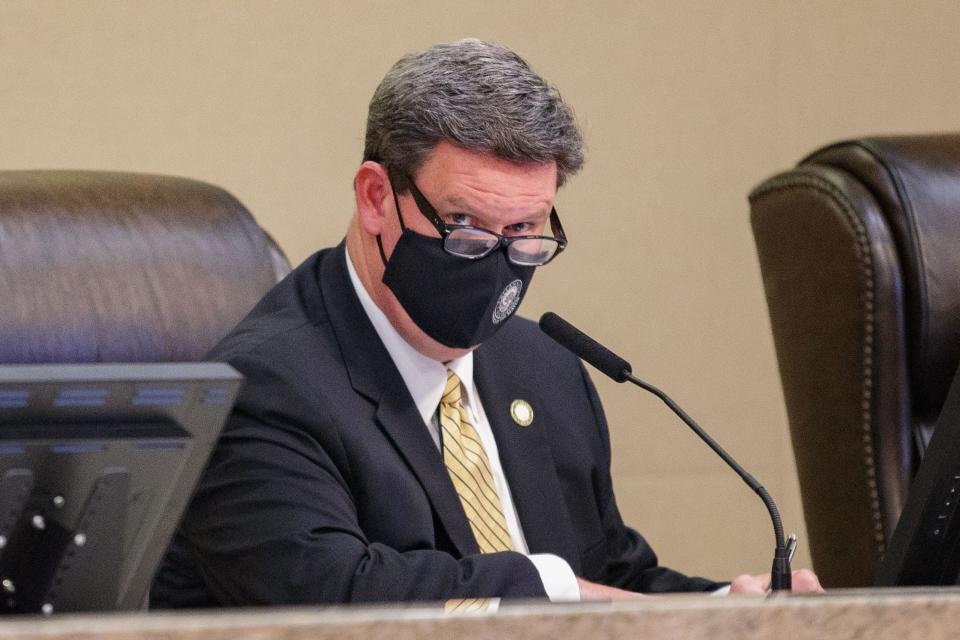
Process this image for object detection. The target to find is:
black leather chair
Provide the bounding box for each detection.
[750,135,960,587]
[0,170,289,363]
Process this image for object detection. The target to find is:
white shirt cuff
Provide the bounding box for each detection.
[527,553,581,602]
[711,584,731,596]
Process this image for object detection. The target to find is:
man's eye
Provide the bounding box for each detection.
[447,213,473,226]
[505,221,534,235]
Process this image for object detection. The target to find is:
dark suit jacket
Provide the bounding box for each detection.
[151,243,720,607]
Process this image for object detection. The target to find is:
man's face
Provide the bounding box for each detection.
[389,141,558,248]
[366,141,558,361]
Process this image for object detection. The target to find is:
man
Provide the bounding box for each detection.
[152,39,818,607]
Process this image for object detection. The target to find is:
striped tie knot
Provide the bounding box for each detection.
[442,370,463,406]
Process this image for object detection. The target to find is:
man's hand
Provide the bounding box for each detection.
[729,569,823,594]
[577,578,646,600]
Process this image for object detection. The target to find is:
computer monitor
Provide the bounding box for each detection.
[877,362,960,586]
[0,363,241,614]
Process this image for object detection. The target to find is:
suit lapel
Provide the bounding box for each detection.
[319,244,479,557]
[373,385,480,556]
[474,344,581,572]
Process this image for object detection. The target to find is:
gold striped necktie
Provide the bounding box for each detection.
[439,369,513,554]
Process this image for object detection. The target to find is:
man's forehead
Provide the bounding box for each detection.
[415,143,557,210]
[418,142,556,180]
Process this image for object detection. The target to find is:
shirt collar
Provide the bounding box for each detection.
[344,246,476,425]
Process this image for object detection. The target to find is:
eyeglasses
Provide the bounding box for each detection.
[394,175,568,267]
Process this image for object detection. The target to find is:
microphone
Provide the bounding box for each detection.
[539,311,795,592]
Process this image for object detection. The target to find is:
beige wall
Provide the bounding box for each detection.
[4,0,960,584]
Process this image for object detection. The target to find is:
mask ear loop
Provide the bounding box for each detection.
[376,177,409,266]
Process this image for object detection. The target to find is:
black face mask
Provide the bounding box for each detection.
[379,230,535,349]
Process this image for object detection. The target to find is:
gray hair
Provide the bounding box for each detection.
[363,39,584,191]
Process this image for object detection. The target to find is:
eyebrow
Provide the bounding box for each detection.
[439,194,551,220]
[441,194,479,213]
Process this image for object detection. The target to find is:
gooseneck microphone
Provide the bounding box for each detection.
[539,311,795,592]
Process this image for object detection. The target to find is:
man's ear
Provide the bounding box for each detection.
[355,162,393,236]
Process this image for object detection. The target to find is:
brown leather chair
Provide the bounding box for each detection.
[0,170,290,363]
[750,135,960,587]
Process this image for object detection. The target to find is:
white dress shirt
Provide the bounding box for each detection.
[344,247,580,603]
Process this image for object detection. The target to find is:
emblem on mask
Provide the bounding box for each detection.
[492,279,523,325]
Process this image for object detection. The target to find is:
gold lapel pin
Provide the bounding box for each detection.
[510,399,534,427]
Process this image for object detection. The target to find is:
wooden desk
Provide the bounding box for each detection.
[1,589,958,640]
